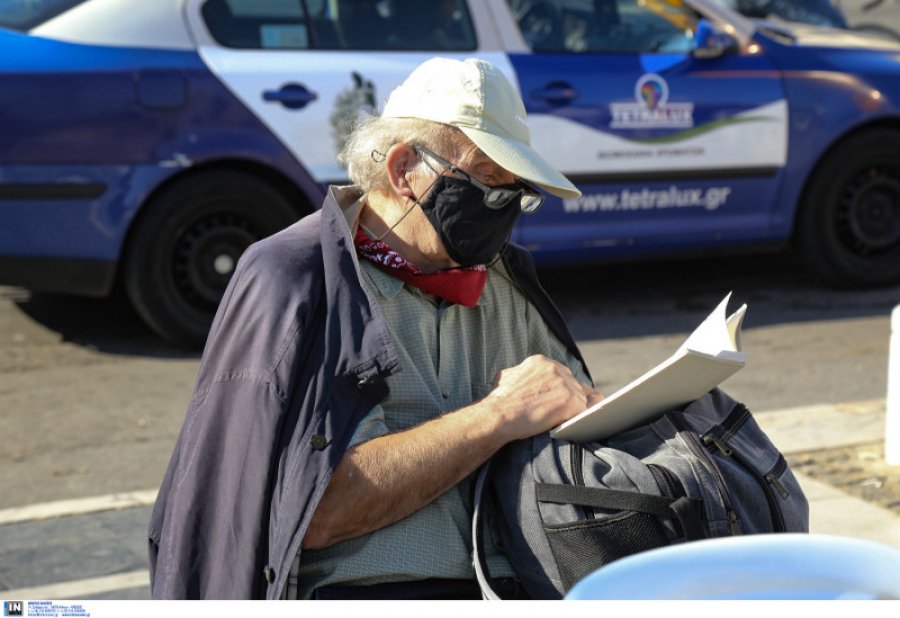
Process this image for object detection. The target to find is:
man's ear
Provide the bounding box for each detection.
[385,143,418,200]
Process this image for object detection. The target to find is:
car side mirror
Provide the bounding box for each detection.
[692,19,739,58]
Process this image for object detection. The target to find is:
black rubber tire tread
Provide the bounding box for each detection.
[123,169,303,347]
[795,128,900,287]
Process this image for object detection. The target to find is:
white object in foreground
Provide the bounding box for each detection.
[565,533,900,600]
[886,304,900,466]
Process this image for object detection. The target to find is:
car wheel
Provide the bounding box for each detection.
[796,129,900,287]
[123,170,302,347]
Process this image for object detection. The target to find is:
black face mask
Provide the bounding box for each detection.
[417,175,522,267]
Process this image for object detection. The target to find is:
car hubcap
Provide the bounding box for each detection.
[174,213,257,310]
[840,170,900,254]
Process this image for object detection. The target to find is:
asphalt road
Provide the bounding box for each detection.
[1,250,897,510]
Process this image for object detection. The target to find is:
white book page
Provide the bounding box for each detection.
[726,303,747,352]
[676,292,746,357]
[550,293,749,442]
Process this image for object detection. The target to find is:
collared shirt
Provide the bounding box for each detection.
[292,257,591,599]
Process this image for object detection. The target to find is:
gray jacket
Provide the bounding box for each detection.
[148,187,587,599]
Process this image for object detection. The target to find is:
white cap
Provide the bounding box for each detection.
[382,57,581,199]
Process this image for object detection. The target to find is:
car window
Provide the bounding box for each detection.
[201,0,477,51]
[0,0,87,31]
[506,0,699,54]
[723,0,847,27]
[202,0,310,48]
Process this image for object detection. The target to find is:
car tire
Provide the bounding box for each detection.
[123,170,303,347]
[796,128,900,287]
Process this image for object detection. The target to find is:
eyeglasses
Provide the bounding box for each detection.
[415,146,544,214]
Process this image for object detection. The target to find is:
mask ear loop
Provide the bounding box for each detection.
[368,147,443,242]
[401,148,513,270]
[485,245,507,268]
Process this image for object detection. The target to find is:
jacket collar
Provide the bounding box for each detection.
[319,186,399,383]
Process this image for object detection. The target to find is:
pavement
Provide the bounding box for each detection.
[755,398,900,548]
[1,399,899,601]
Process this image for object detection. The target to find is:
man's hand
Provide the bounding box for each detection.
[485,354,604,441]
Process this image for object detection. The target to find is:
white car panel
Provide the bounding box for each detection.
[462,0,509,50]
[31,0,194,50]
[194,48,517,182]
[482,0,532,53]
[183,0,518,184]
[528,100,788,176]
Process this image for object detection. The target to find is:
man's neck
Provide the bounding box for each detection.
[360,193,449,274]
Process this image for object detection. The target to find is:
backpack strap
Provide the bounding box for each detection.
[536,483,706,541]
[472,461,503,600]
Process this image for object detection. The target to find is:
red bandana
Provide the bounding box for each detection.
[354,228,488,307]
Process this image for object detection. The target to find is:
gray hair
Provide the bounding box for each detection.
[338,115,465,195]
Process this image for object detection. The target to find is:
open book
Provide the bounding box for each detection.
[551,293,747,443]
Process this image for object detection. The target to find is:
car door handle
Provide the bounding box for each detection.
[262,83,318,110]
[531,82,579,105]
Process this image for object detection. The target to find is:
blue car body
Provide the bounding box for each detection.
[1,0,899,344]
[0,27,320,295]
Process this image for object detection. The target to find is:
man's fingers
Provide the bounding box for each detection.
[581,382,605,407]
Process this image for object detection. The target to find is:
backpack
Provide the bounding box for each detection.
[472,389,809,600]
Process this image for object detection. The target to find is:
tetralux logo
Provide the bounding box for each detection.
[609,73,694,130]
[3,601,23,617]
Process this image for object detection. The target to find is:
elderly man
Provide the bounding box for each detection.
[148,57,600,600]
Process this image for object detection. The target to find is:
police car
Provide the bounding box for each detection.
[2,0,900,346]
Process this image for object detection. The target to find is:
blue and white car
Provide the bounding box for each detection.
[2,0,900,345]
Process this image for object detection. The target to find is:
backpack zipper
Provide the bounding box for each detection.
[568,443,595,519]
[669,412,742,535]
[700,406,790,533]
[720,403,752,442]
[648,463,702,539]
[766,455,790,500]
[648,463,684,500]
[702,403,751,456]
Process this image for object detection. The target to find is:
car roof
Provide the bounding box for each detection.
[30,0,194,50]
